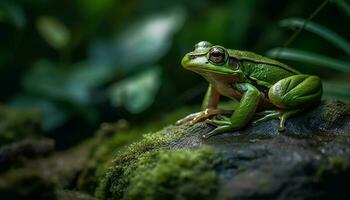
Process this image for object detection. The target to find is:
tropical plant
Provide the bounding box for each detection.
[267,0,350,101]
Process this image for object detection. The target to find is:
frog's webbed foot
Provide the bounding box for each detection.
[203,116,233,138]
[252,109,302,132]
[176,109,231,125]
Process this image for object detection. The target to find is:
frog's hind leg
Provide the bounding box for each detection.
[268,74,322,109]
[254,74,322,131]
[252,109,302,131]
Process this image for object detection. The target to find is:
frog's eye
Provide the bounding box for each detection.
[208,47,226,64]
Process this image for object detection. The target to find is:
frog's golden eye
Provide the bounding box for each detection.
[208,47,226,64]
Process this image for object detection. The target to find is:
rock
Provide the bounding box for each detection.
[97,100,350,200]
[55,190,96,200]
[0,138,55,171]
[0,140,95,200]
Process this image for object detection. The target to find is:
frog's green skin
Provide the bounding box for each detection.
[179,41,322,138]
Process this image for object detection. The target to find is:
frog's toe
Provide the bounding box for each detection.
[176,113,198,125]
[252,111,280,125]
[206,118,231,126]
[252,109,302,132]
[202,125,232,139]
[178,109,232,126]
[254,110,277,117]
[215,115,231,121]
[277,109,301,132]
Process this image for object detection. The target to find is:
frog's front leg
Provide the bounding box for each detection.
[203,83,261,138]
[177,84,230,125]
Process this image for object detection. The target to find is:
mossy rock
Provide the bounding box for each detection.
[77,107,198,195]
[97,101,350,200]
[0,139,95,200]
[0,105,42,146]
[0,138,55,171]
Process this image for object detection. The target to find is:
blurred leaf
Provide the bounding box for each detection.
[22,60,72,101]
[66,62,116,104]
[267,48,350,73]
[9,95,69,131]
[334,0,350,17]
[89,7,186,73]
[22,60,79,101]
[22,60,99,105]
[323,80,350,101]
[19,60,101,129]
[0,2,26,29]
[280,18,350,55]
[36,16,70,50]
[108,66,162,113]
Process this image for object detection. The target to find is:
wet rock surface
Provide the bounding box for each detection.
[103,100,350,200]
[176,101,350,199]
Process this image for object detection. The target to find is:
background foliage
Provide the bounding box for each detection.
[0,0,349,148]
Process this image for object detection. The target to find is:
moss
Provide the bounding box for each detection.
[95,120,219,200]
[77,129,141,194]
[125,147,218,200]
[320,101,350,126]
[95,122,200,198]
[77,106,197,195]
[0,105,42,146]
[95,125,189,199]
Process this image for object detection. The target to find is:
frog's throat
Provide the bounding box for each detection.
[190,67,236,75]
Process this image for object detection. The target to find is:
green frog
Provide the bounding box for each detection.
[177,41,322,138]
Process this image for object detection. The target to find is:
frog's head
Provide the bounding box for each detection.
[181,41,239,75]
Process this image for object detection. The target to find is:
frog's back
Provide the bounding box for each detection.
[227,49,300,85]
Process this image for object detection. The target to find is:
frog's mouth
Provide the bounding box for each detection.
[191,66,236,75]
[181,53,236,75]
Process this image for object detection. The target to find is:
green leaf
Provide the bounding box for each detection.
[108,66,162,113]
[323,80,350,102]
[36,16,70,50]
[267,48,350,73]
[89,7,186,73]
[280,17,350,55]
[334,0,350,17]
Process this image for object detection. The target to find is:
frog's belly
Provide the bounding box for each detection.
[213,81,242,100]
[211,80,273,110]
[202,73,273,109]
[202,73,242,99]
